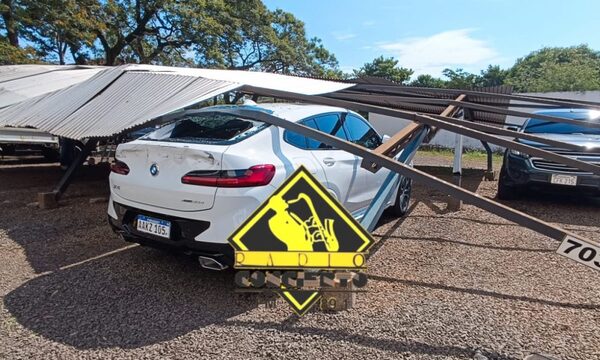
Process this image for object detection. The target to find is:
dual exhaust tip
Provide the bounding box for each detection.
[198,255,229,271]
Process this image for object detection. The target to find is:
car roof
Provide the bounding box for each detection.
[533,108,600,120]
[204,103,351,122]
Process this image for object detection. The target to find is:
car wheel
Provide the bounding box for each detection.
[392,176,412,216]
[497,166,521,200]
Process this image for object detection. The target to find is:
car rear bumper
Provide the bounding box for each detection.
[504,153,600,193]
[108,201,234,264]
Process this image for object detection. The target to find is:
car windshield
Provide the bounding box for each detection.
[524,117,600,135]
[142,113,268,144]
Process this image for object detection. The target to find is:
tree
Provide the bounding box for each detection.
[185,1,340,75]
[353,56,413,84]
[0,0,20,46]
[0,37,37,64]
[479,65,508,88]
[441,68,482,89]
[505,45,600,92]
[409,74,446,88]
[20,0,101,64]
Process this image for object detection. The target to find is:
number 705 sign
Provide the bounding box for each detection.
[556,236,600,271]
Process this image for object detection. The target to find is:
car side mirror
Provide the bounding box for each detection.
[506,126,519,132]
[382,134,391,143]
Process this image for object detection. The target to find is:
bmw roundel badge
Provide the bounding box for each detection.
[149,163,159,176]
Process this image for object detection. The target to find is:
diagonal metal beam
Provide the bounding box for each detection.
[189,107,595,246]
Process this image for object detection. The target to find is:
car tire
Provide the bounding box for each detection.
[497,167,521,200]
[391,176,412,216]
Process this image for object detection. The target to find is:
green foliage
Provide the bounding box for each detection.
[408,65,508,89]
[505,45,600,92]
[409,74,447,88]
[0,0,341,77]
[20,0,101,64]
[353,56,413,84]
[0,37,37,64]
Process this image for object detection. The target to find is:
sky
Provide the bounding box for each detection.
[263,0,600,78]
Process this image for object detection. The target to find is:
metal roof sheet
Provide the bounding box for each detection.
[0,65,105,108]
[0,64,354,140]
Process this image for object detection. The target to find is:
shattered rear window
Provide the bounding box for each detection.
[142,113,268,145]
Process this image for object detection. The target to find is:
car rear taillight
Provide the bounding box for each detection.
[182,164,276,187]
[111,160,130,175]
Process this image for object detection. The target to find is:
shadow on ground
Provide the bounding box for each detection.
[4,247,255,349]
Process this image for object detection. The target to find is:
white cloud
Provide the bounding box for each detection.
[362,20,375,27]
[332,31,357,41]
[378,29,499,77]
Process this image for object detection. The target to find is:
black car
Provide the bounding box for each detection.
[498,109,600,199]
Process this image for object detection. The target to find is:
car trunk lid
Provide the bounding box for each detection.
[113,141,225,211]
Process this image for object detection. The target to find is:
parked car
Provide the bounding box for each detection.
[497,108,600,200]
[107,103,412,269]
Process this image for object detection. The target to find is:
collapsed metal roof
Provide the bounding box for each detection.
[0,64,354,139]
[0,65,106,108]
[2,64,600,261]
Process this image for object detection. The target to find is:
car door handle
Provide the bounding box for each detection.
[322,157,336,166]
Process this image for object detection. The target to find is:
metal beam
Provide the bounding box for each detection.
[329,92,600,130]
[52,138,98,200]
[351,84,600,110]
[241,86,600,176]
[189,107,594,246]
[425,94,466,141]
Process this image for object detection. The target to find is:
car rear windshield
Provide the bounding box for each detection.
[142,113,268,145]
[524,118,600,135]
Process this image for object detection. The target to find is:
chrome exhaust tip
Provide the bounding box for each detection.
[198,256,229,271]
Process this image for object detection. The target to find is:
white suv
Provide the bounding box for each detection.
[108,103,411,268]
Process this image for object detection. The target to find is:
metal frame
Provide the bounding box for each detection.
[241,86,600,176]
[187,107,595,246]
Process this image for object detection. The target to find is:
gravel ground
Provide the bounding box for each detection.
[0,154,599,360]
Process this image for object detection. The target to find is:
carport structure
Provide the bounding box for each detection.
[0,64,599,267]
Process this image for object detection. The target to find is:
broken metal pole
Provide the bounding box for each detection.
[51,138,98,201]
[480,141,495,181]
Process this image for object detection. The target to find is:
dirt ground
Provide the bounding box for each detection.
[0,153,599,360]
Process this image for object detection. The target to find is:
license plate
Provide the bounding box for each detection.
[556,236,600,272]
[136,215,171,238]
[550,174,577,186]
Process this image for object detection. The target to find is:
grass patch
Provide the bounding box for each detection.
[417,148,504,162]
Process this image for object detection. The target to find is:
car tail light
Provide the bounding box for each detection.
[182,164,276,187]
[111,160,130,175]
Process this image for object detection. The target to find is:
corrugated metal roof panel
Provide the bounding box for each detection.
[0,65,106,108]
[0,66,124,129]
[0,64,355,140]
[53,73,238,139]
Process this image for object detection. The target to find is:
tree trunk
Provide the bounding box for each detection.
[1,0,19,46]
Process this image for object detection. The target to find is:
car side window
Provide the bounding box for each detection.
[283,113,347,150]
[283,128,307,148]
[343,114,382,150]
[312,113,347,149]
[303,119,321,149]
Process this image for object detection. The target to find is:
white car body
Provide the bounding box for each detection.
[108,103,405,266]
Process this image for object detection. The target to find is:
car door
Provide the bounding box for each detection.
[305,113,365,213]
[341,113,391,210]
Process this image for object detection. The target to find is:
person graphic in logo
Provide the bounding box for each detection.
[267,193,339,252]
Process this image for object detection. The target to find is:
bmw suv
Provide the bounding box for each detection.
[108,103,412,268]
